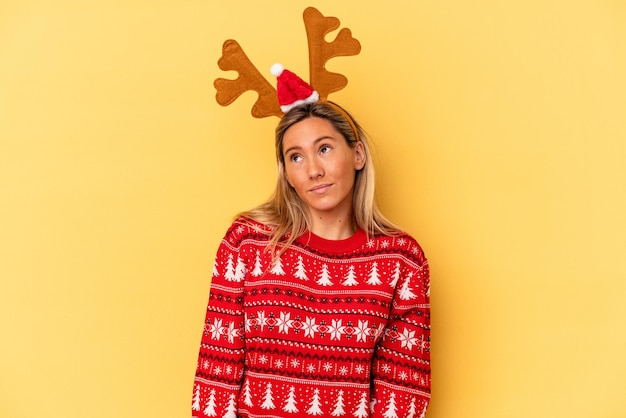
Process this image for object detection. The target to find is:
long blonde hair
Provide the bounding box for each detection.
[238,101,400,257]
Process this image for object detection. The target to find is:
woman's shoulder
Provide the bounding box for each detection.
[368,229,427,264]
[221,216,274,242]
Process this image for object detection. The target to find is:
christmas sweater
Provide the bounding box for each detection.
[192,218,430,418]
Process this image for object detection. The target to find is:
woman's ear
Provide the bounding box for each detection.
[354,142,366,170]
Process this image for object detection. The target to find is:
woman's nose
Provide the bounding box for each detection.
[308,159,324,179]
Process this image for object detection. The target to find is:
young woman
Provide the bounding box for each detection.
[192,102,431,418]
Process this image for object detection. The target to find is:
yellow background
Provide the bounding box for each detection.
[1,1,625,417]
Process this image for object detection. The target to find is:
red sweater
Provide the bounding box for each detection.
[192,218,430,418]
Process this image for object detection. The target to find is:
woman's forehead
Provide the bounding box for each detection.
[282,118,341,148]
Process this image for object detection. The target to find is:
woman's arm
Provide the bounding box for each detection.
[192,224,247,418]
[371,249,431,418]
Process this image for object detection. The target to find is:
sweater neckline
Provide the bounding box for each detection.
[295,228,367,254]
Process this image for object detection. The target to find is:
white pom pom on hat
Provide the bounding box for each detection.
[270,63,284,77]
[270,62,319,113]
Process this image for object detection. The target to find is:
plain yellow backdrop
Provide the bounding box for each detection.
[1,1,625,417]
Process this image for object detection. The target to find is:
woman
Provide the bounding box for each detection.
[192,102,431,418]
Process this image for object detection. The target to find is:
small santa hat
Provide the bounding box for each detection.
[271,63,319,113]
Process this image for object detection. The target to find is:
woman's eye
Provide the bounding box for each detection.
[289,154,302,163]
[320,145,331,154]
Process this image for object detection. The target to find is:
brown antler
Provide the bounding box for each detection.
[214,39,282,118]
[304,7,361,101]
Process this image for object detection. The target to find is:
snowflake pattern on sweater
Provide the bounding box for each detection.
[193,218,430,418]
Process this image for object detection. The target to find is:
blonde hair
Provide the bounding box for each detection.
[238,101,401,257]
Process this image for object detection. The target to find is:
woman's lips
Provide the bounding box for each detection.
[309,183,332,193]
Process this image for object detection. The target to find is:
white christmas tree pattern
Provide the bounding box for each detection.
[270,255,285,275]
[242,380,253,407]
[294,255,309,280]
[282,385,299,413]
[405,397,417,418]
[234,255,246,281]
[203,389,217,417]
[366,261,382,285]
[192,384,201,411]
[382,393,398,418]
[224,253,236,281]
[261,383,276,409]
[317,263,333,286]
[389,262,401,287]
[418,404,427,418]
[239,250,416,291]
[342,265,358,286]
[251,250,264,276]
[399,272,417,300]
[223,393,237,418]
[306,388,323,415]
[353,392,369,418]
[331,390,346,416]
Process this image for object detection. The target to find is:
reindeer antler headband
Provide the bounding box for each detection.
[214,7,361,119]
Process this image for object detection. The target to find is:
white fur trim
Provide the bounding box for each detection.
[280,91,319,113]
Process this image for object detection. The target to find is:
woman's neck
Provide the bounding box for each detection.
[309,214,357,240]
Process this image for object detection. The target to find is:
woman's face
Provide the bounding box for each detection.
[282,117,365,221]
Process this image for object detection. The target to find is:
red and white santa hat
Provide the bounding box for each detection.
[271,63,319,113]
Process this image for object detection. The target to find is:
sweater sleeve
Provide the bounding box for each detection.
[371,246,431,418]
[192,223,247,418]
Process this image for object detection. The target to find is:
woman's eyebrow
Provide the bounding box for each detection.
[284,135,336,155]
